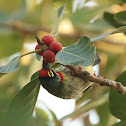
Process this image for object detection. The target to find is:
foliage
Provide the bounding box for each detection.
[2,72,40,126]
[0,56,20,78]
[56,36,96,66]
[0,0,126,126]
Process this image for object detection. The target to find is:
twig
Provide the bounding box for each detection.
[65,65,126,94]
[84,71,126,94]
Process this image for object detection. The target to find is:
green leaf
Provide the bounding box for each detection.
[35,53,41,61]
[0,56,20,78]
[103,12,124,28]
[114,11,126,24]
[90,26,126,42]
[31,71,39,80]
[109,71,126,121]
[55,36,96,66]
[50,4,66,36]
[70,6,106,26]
[96,103,110,126]
[121,0,126,3]
[58,4,65,18]
[113,121,126,126]
[96,102,117,126]
[0,50,39,78]
[6,72,40,126]
[60,96,108,120]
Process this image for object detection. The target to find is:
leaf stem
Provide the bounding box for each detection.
[20,49,42,58]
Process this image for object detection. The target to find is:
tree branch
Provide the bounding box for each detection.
[83,71,126,94]
[65,65,126,94]
[0,22,80,38]
[0,22,50,34]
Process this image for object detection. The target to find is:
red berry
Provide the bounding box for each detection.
[49,41,62,53]
[56,72,64,83]
[39,69,49,78]
[42,35,55,46]
[43,50,55,63]
[35,44,43,56]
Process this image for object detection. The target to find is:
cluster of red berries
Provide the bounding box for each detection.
[35,35,62,63]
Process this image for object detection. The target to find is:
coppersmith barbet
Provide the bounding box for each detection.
[39,61,95,99]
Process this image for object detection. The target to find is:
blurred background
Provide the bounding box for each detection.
[0,0,126,126]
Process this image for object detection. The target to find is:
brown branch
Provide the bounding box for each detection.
[0,22,81,38]
[65,65,126,94]
[84,71,126,94]
[0,22,50,34]
[1,22,126,47]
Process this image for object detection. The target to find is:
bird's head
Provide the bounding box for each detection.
[39,62,66,98]
[39,68,65,84]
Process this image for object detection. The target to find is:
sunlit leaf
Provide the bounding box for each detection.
[6,72,40,126]
[114,11,126,24]
[91,26,126,42]
[50,4,66,36]
[55,36,96,66]
[109,71,126,121]
[0,56,20,78]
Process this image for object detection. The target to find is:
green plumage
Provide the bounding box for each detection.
[39,65,94,99]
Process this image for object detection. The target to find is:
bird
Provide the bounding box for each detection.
[39,61,95,99]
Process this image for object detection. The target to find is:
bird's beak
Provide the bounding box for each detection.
[43,60,55,77]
